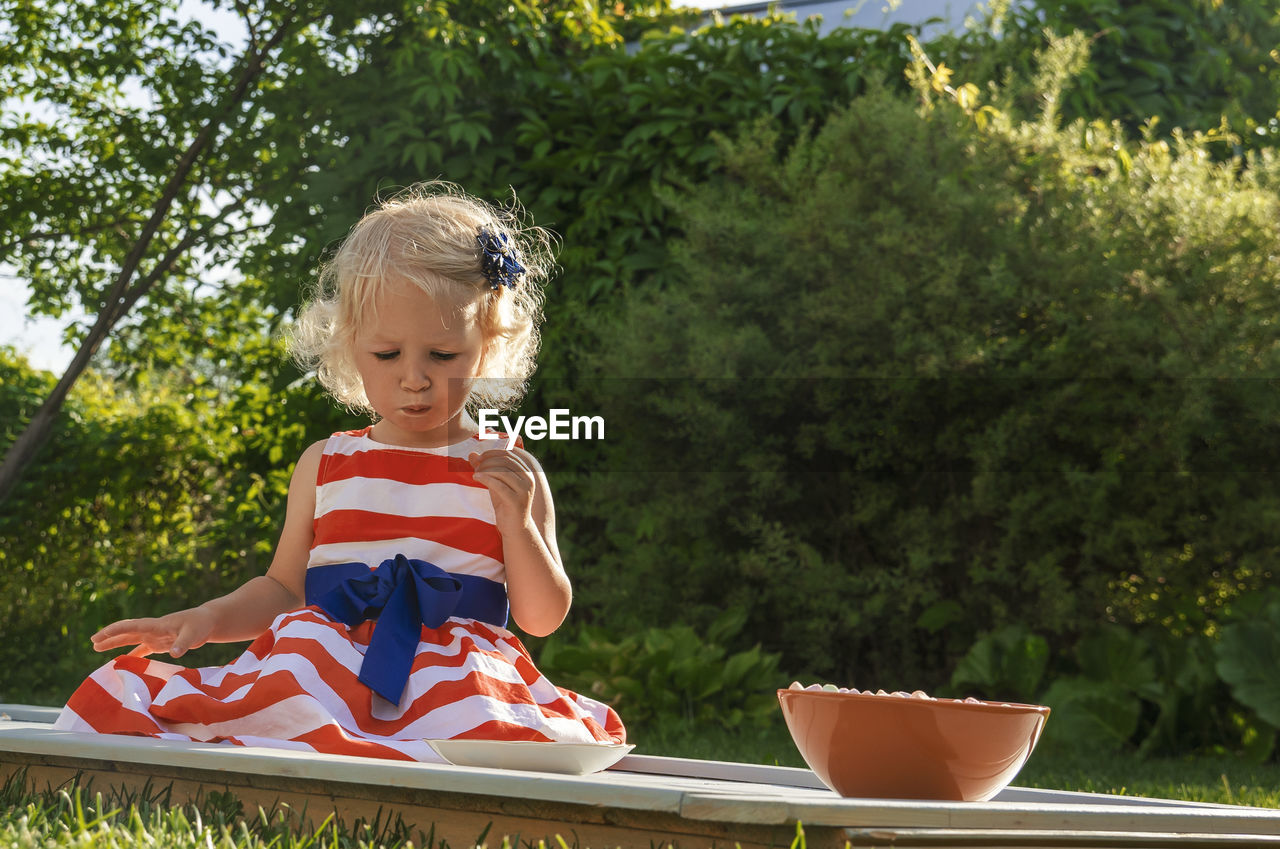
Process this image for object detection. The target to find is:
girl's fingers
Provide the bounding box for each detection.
[471,470,524,499]
[471,454,534,492]
[92,630,146,652]
[95,633,159,654]
[170,620,205,658]
[92,618,171,653]
[92,619,141,642]
[470,451,536,523]
[470,455,535,484]
[99,630,158,650]
[472,460,534,485]
[469,450,534,474]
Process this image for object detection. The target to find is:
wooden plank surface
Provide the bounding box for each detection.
[0,725,835,849]
[3,705,1279,848]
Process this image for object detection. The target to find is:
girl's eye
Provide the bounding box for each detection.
[432,352,458,362]
[373,351,399,361]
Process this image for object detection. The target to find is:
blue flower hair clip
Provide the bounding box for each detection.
[477,227,526,291]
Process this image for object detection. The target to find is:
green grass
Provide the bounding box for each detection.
[1016,749,1280,809]
[0,777,439,849]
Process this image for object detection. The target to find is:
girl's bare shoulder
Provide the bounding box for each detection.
[291,439,329,486]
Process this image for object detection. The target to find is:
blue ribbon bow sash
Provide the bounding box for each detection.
[305,554,509,705]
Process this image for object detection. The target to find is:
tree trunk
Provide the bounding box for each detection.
[0,10,295,507]
[0,202,239,503]
[0,318,111,504]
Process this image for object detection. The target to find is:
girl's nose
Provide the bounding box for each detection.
[400,361,431,391]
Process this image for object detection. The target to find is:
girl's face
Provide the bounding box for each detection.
[353,281,487,448]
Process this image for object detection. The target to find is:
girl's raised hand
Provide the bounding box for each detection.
[91,607,217,659]
[467,447,538,532]
[465,444,568,635]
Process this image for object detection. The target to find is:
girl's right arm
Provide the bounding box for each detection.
[91,440,327,659]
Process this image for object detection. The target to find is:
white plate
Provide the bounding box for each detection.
[425,739,634,775]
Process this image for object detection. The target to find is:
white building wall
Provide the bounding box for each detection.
[705,0,1010,38]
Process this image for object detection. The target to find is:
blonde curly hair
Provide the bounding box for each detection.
[289,182,553,414]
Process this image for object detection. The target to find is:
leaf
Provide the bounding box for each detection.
[1076,625,1156,691]
[1215,600,1280,729]
[917,599,964,632]
[950,625,1049,703]
[706,606,748,644]
[1041,676,1142,753]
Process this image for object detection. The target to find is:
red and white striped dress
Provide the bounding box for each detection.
[54,427,626,761]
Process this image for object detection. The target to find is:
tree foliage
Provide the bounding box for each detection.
[232,4,922,381]
[6,1,1280,760]
[936,0,1280,151]
[562,62,1280,702]
[0,0,410,500]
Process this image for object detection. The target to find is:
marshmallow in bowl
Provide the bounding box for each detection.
[788,682,936,699]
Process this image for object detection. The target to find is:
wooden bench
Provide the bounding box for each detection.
[3,705,1278,848]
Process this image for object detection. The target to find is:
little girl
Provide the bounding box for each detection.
[54,182,626,760]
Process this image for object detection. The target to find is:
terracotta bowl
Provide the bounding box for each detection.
[777,689,1049,801]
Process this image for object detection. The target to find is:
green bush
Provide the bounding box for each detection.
[952,609,1278,761]
[0,350,224,700]
[534,607,785,733]
[0,347,358,703]
[560,59,1280,701]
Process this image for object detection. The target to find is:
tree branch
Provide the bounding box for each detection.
[233,0,262,54]
[0,215,140,256]
[86,10,298,365]
[0,7,305,505]
[108,198,249,328]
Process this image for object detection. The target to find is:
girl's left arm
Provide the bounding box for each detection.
[468,446,569,636]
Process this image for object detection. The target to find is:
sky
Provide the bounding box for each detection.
[0,281,71,373]
[1,0,980,374]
